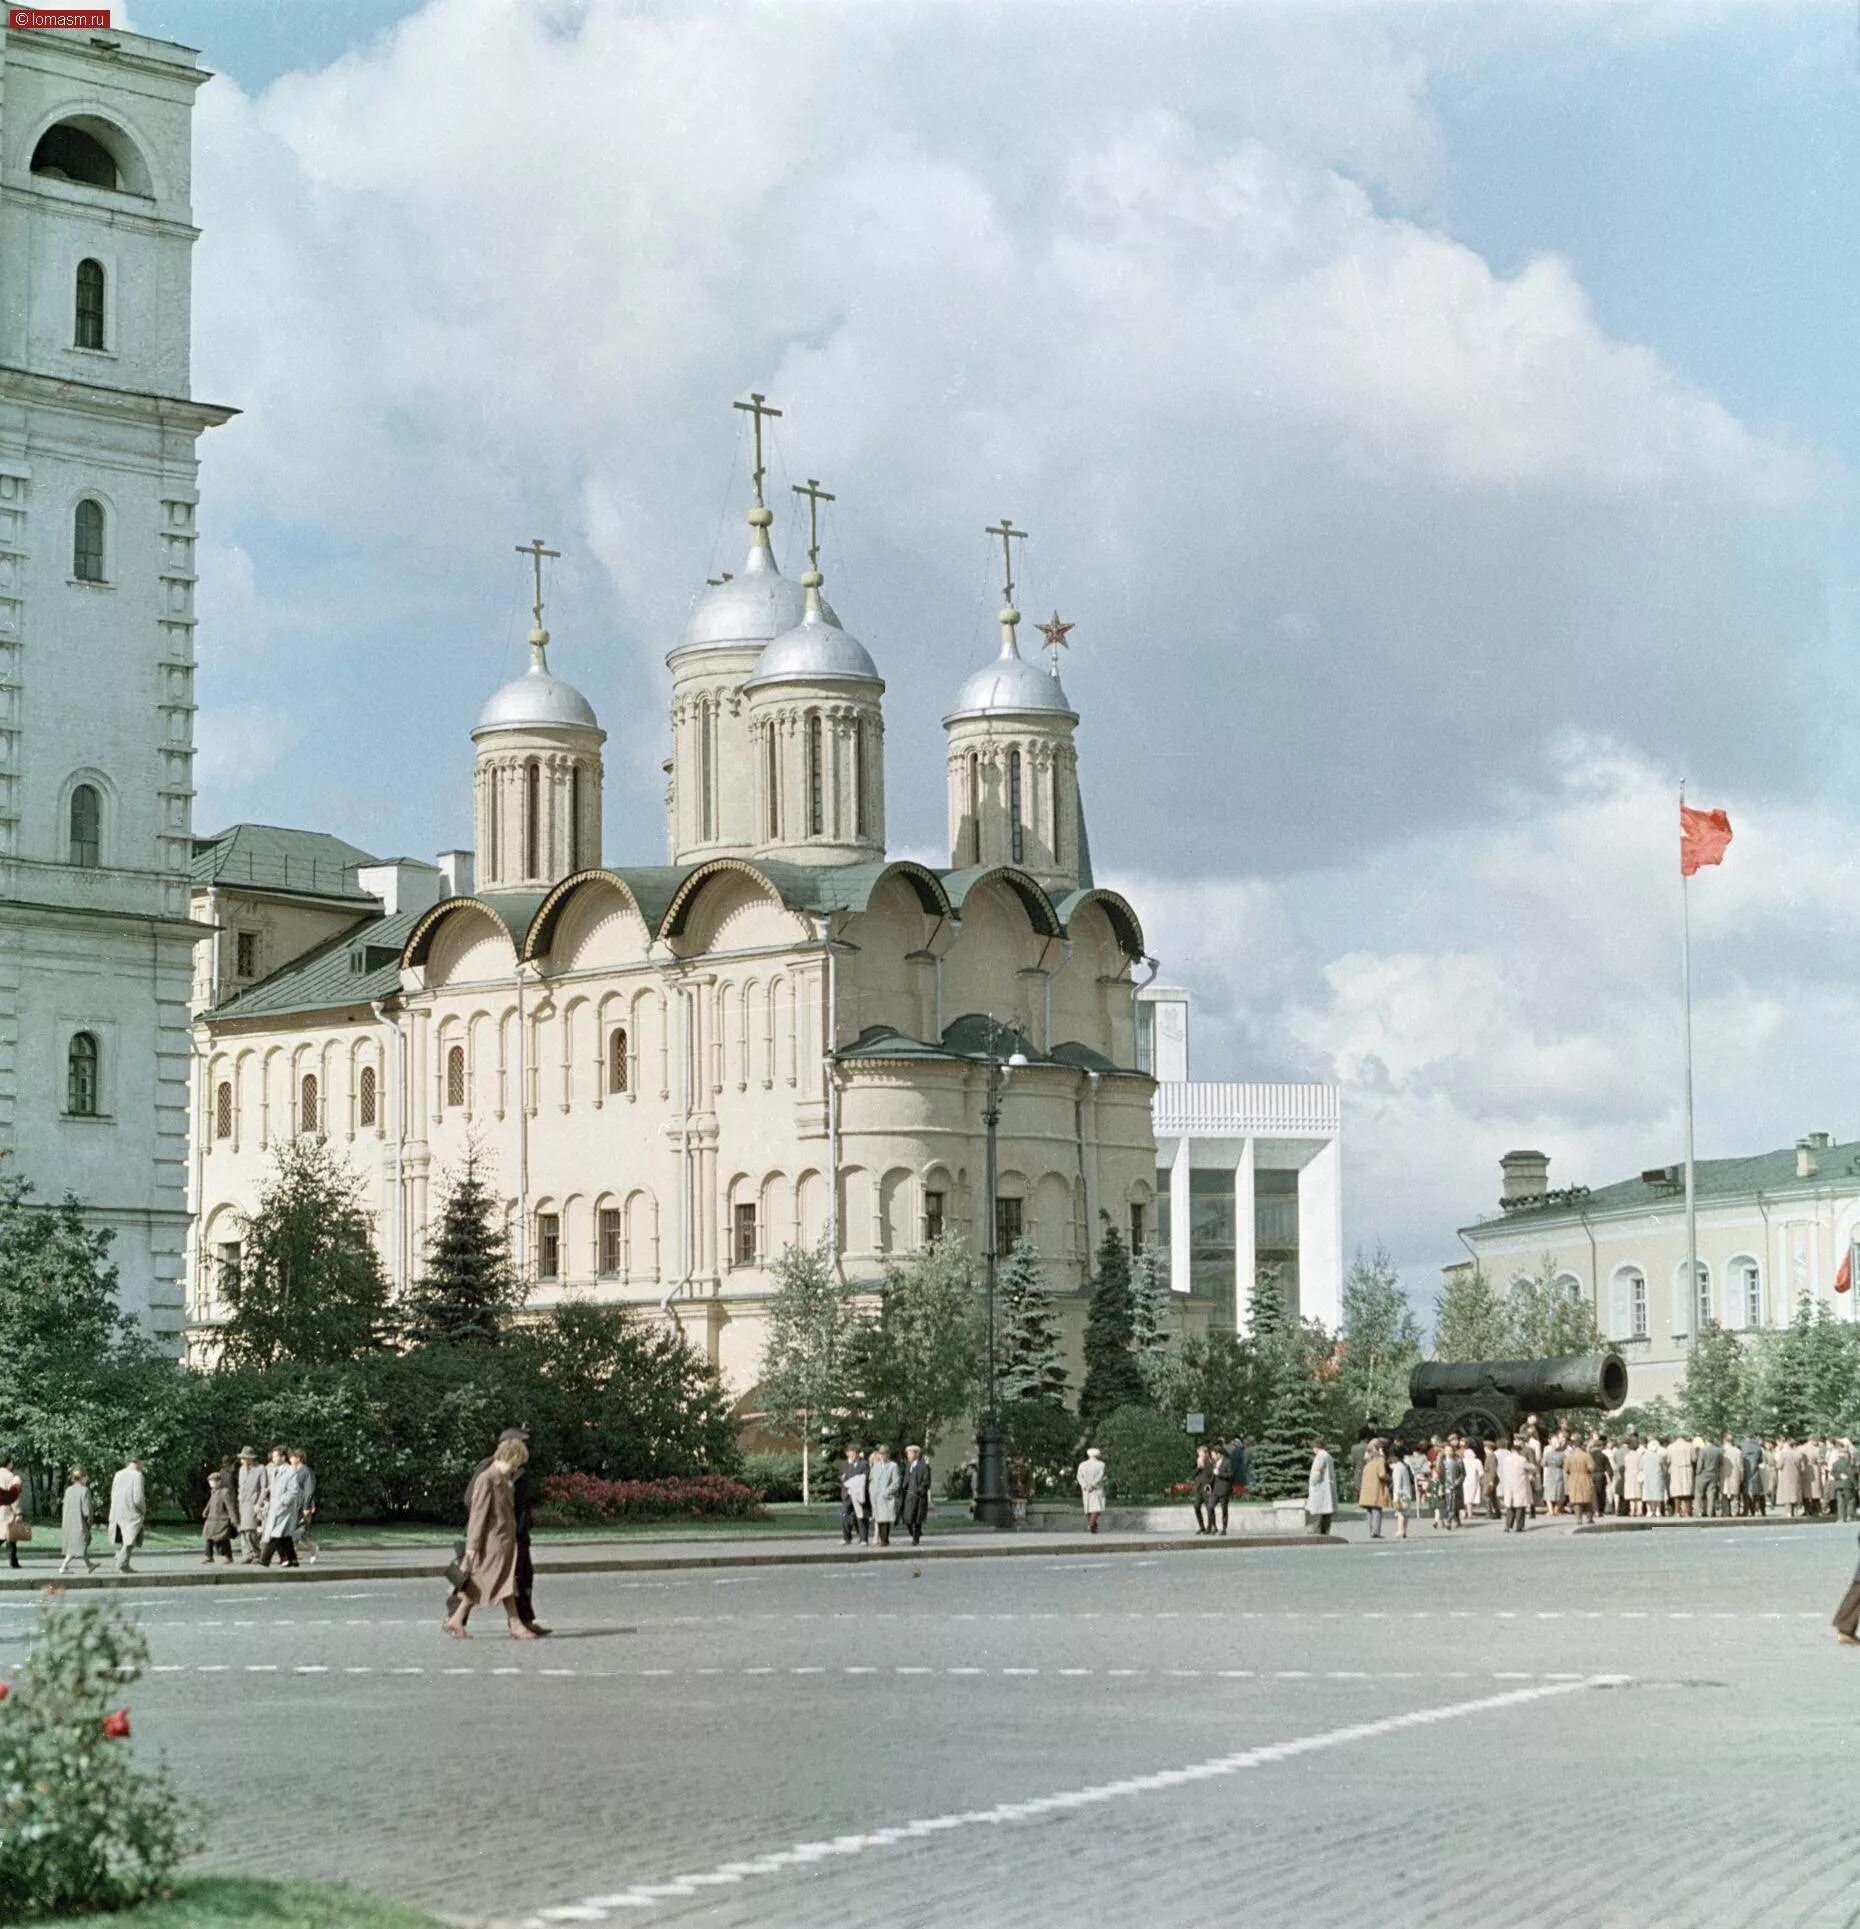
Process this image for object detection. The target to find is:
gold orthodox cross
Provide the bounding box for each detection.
[792,477,836,573]
[733,391,783,507]
[515,536,559,630]
[1039,610,1074,676]
[986,517,1028,606]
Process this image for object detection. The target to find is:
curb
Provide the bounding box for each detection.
[0,1532,1345,1594]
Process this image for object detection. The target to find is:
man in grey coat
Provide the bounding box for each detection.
[235,1446,268,1564]
[1695,1436,1722,1519]
[108,1457,147,1574]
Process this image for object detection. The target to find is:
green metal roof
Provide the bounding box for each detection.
[1465,1138,1860,1233]
[206,907,422,1022]
[192,824,380,902]
[836,1015,1132,1078]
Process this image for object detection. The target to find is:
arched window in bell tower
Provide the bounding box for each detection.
[1051,760,1064,867]
[568,765,581,873]
[75,258,105,349]
[524,760,541,879]
[697,697,714,843]
[486,771,501,885]
[807,715,824,838]
[764,724,780,841]
[1008,749,1024,865]
[966,752,980,865]
[854,718,869,840]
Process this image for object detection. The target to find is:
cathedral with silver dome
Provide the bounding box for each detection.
[186,407,1160,1399]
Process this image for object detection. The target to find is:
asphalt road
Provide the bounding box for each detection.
[3,1520,1853,1929]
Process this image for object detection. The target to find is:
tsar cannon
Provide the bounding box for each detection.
[1393,1352,1629,1447]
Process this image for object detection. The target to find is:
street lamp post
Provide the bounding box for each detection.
[974,1018,1020,1529]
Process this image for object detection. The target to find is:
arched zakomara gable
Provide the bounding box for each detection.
[937,865,1065,1028]
[402,894,523,986]
[522,868,655,971]
[658,858,809,957]
[1049,887,1147,1063]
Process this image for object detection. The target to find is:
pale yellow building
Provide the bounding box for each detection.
[186,466,1159,1401]
[1452,1140,1860,1404]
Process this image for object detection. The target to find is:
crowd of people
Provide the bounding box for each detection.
[1345,1422,1860,1535]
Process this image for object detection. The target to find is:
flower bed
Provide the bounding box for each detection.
[533,1472,769,1525]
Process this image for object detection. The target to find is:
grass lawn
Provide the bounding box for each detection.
[45,1876,447,1927]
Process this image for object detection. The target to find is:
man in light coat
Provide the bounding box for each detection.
[868,1446,901,1547]
[235,1446,268,1564]
[108,1457,147,1574]
[1496,1439,1532,1533]
[1668,1431,1697,1515]
[259,1450,304,1566]
[59,1467,95,1576]
[1076,1447,1108,1532]
[1306,1437,1336,1536]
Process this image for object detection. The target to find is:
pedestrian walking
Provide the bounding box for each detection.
[259,1449,304,1566]
[1306,1437,1336,1536]
[0,1456,24,1570]
[868,1445,901,1547]
[1441,1434,1465,1530]
[1358,1437,1391,1540]
[839,1446,870,1545]
[901,1444,932,1546]
[1210,1443,1234,1535]
[108,1456,146,1574]
[1461,1440,1484,1517]
[1565,1436,1596,1523]
[235,1446,267,1563]
[445,1427,547,1635]
[1077,1446,1107,1532]
[201,1472,236,1564]
[1191,1445,1214,1535]
[1225,1435,1251,1500]
[1496,1438,1532,1533]
[1834,1441,1858,1524]
[58,1467,95,1575]
[291,1450,319,1563]
[443,1437,537,1641]
[1389,1443,1416,1540]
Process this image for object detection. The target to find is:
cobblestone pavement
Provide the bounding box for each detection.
[4,1519,1853,1928]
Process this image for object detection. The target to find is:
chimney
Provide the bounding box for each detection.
[1500,1149,1550,1212]
[1809,1131,1832,1150]
[1797,1138,1818,1179]
[355,859,441,918]
[437,849,475,899]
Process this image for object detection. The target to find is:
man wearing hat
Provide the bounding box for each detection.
[235,1446,269,1565]
[447,1427,548,1635]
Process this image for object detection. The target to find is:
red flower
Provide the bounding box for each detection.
[0,1680,9,1701]
[102,1709,130,1739]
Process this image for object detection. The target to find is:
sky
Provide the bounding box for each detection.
[118,0,1860,1301]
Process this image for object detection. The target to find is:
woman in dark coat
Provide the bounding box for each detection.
[900,1445,933,1546]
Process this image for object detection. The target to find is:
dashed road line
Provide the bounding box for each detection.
[508,1675,1629,1924]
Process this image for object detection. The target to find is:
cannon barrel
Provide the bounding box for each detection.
[1408,1352,1629,1415]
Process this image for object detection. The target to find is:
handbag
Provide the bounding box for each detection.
[6,1516,31,1543]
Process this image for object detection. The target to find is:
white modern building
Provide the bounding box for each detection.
[1139,984,1342,1332]
[0,22,233,1339]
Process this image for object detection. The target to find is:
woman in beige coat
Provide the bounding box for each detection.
[444,1438,536,1640]
[1358,1441,1392,1540]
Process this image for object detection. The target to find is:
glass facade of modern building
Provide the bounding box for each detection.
[1157,1165,1303,1331]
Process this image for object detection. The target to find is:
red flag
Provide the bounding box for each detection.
[1680,803,1732,877]
[1838,1248,1853,1296]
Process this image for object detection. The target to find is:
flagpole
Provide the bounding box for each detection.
[1681,782,1698,1339]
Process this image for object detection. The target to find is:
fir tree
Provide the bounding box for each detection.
[999,1236,1067,1405]
[1128,1241,1174,1398]
[403,1147,525,1346]
[1250,1338,1333,1500]
[1433,1262,1508,1361]
[1338,1244,1422,1426]
[1678,1319,1750,1439]
[1080,1216,1146,1432]
[222,1138,391,1368]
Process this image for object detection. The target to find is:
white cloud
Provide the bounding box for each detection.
[195,705,292,797]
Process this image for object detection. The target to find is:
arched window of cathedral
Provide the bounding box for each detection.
[1008,749,1024,865]
[215,1080,233,1140]
[1051,762,1063,866]
[854,718,868,840]
[807,715,824,838]
[299,1072,319,1134]
[74,258,105,349]
[764,725,780,841]
[524,760,541,879]
[66,1032,99,1116]
[359,1064,377,1128]
[31,123,117,190]
[568,765,581,873]
[698,698,714,843]
[68,783,101,868]
[446,1044,466,1109]
[609,1026,629,1095]
[966,752,980,864]
[72,498,105,582]
[485,771,501,886]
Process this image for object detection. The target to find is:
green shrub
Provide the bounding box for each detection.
[531,1474,767,1524]
[1092,1404,1192,1500]
[740,1449,805,1502]
[0,1594,200,1920]
[1001,1400,1080,1496]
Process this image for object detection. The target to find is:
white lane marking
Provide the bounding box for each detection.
[514,1676,1628,1923]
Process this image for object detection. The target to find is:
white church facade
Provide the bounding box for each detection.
[0,22,233,1339]
[188,456,1165,1400]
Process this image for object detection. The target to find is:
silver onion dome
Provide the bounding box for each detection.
[473,635,600,734]
[746,586,881,689]
[671,519,840,661]
[944,612,1077,724]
